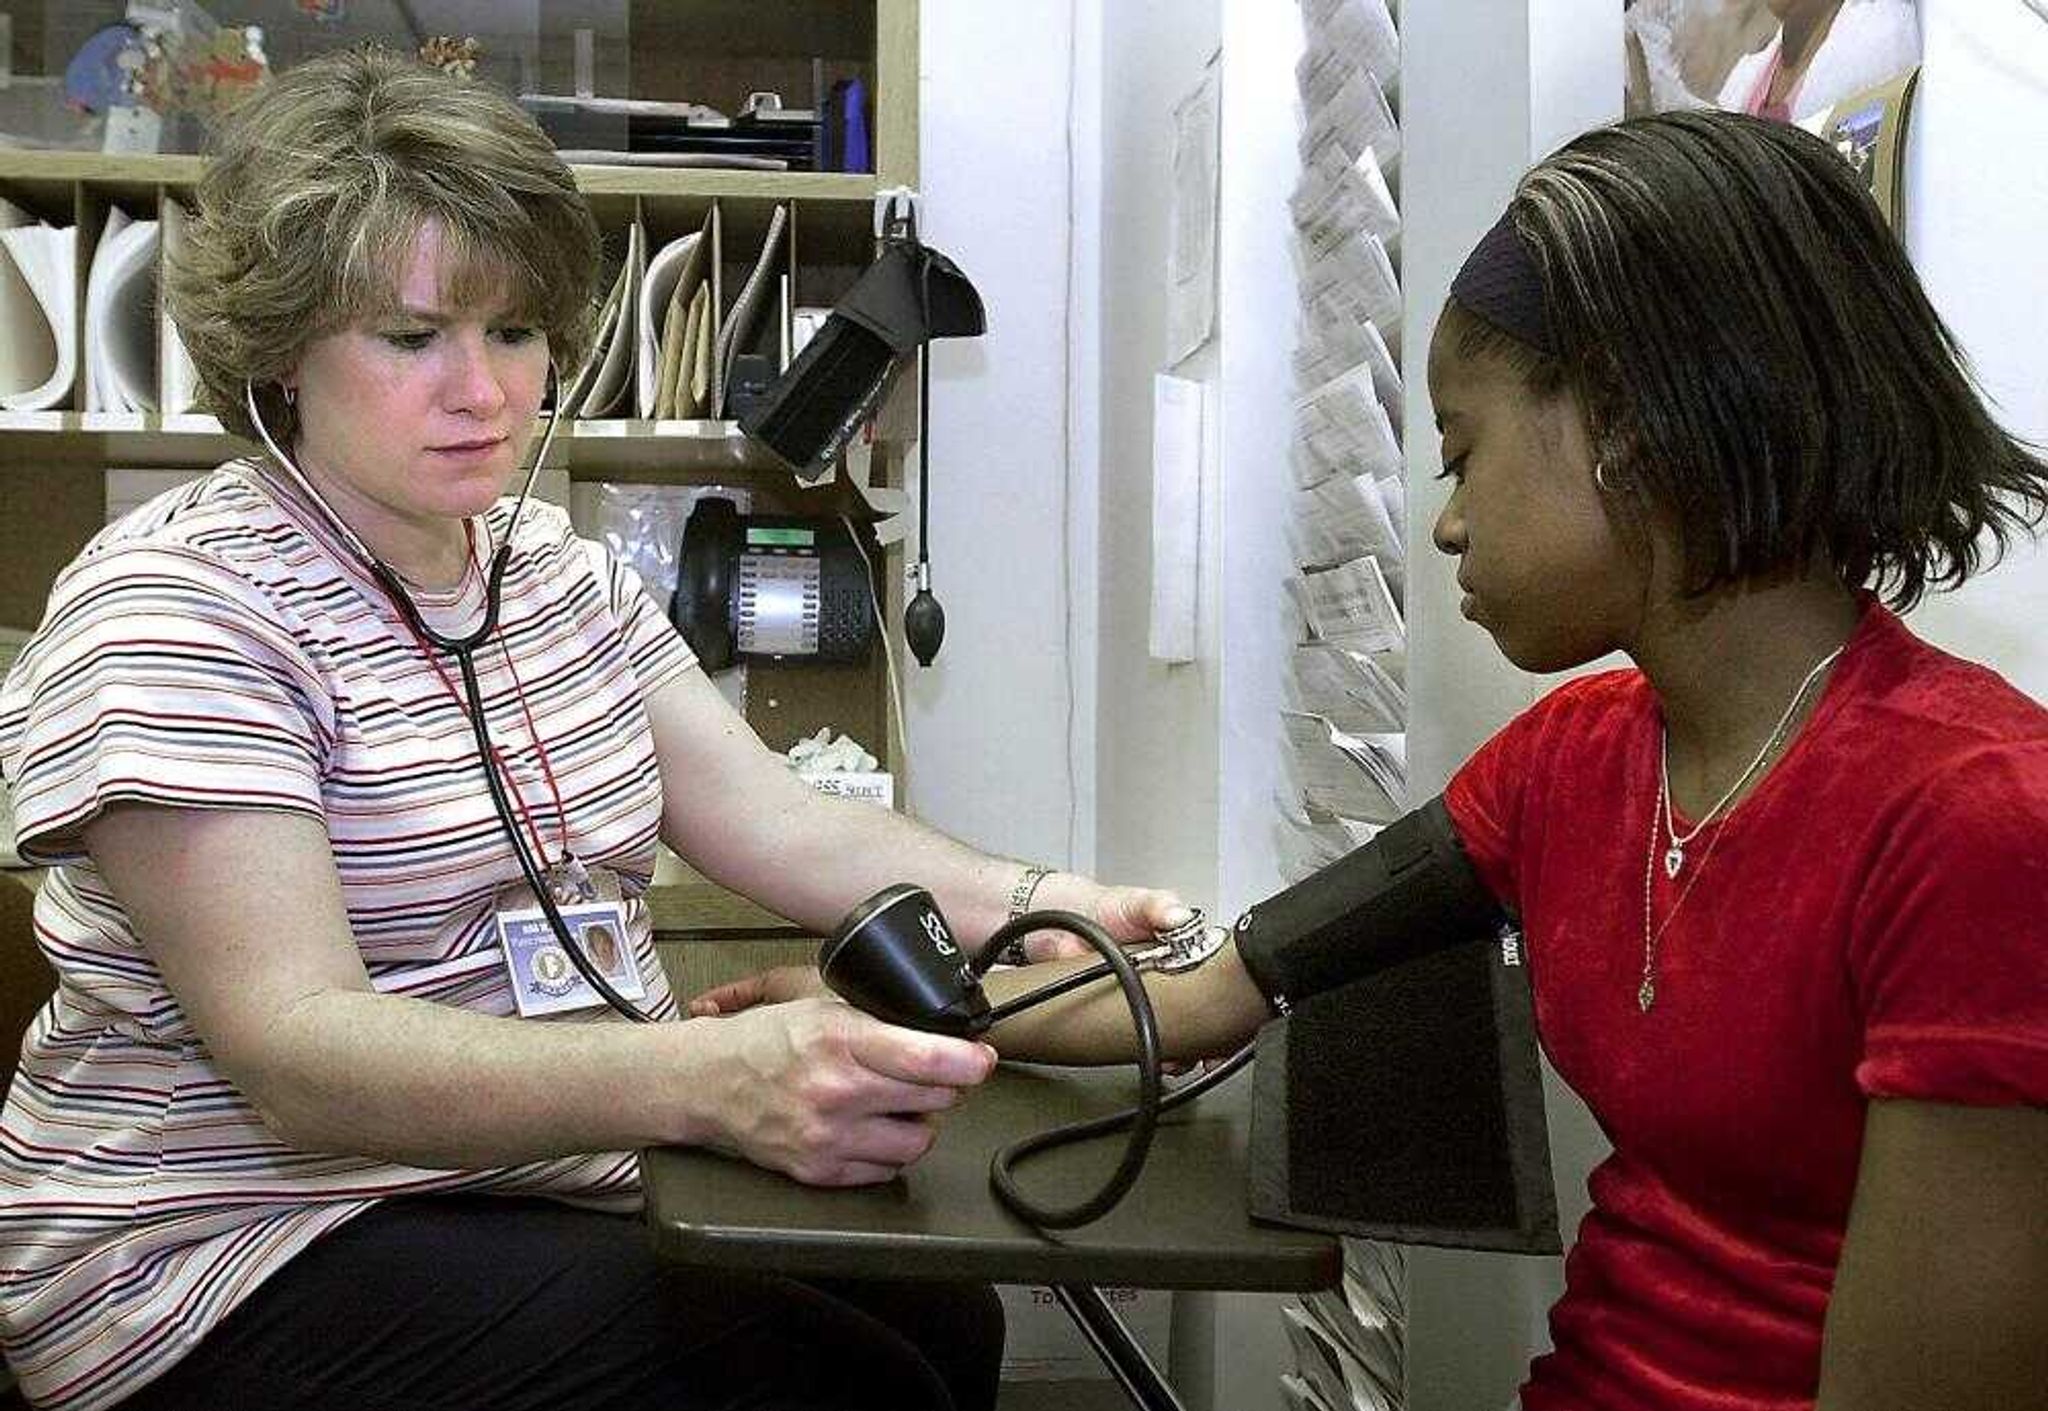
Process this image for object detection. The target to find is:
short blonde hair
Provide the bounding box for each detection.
[165,46,602,443]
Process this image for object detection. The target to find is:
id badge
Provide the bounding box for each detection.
[494,870,645,1018]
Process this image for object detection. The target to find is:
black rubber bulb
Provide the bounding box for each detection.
[905,587,946,666]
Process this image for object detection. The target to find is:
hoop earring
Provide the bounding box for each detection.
[1594,460,1613,493]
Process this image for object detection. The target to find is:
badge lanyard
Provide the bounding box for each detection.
[385,528,652,1022]
[244,365,654,1022]
[394,526,575,888]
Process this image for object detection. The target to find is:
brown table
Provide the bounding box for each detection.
[642,1063,1341,1410]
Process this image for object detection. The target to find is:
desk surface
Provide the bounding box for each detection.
[642,1063,1341,1292]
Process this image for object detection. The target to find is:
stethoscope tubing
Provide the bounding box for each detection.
[245,363,657,1022]
[972,912,1256,1229]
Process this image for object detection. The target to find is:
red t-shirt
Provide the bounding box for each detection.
[1445,600,2048,1411]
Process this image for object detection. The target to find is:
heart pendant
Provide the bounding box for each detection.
[1663,845,1684,879]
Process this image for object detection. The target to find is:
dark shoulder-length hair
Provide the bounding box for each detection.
[1455,108,2047,610]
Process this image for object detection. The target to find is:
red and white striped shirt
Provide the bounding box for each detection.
[0,462,697,1410]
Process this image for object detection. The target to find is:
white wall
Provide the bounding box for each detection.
[1090,3,1320,1406]
[1091,0,1227,922]
[1898,0,2048,702]
[912,1,1096,870]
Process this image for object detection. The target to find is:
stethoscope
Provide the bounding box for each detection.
[244,364,656,1023]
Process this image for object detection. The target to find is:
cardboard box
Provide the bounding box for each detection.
[998,1285,1173,1381]
[803,771,894,808]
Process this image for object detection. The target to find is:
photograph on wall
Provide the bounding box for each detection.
[1623,2,1920,228]
[1623,1,1919,124]
[1816,67,1919,225]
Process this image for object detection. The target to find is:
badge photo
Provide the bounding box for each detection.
[496,900,646,1017]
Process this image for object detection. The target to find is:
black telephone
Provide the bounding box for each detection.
[671,496,876,672]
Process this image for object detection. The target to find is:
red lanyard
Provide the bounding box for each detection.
[392,524,573,870]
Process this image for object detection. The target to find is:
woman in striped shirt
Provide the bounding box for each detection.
[0,49,1188,1411]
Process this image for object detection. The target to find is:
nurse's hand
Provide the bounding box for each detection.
[688,997,996,1186]
[1001,873,1197,963]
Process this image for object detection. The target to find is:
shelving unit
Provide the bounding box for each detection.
[1278,2,1409,1409]
[0,1,921,945]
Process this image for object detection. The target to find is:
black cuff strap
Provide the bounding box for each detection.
[1234,796,1507,1011]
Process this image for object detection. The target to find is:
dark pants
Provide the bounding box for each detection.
[120,1195,1004,1411]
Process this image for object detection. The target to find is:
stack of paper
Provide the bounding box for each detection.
[1280,1,1411,1403]
[637,208,718,419]
[1276,787,1387,881]
[0,197,76,412]
[1295,313,1399,434]
[1289,555,1404,656]
[159,201,200,415]
[1295,365,1403,487]
[84,206,161,414]
[1291,473,1404,599]
[562,200,790,423]
[1282,710,1405,823]
[573,216,645,417]
[1282,1300,1401,1411]
[1289,641,1405,736]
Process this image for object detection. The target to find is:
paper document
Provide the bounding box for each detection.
[637,226,708,417]
[1282,1301,1400,1411]
[1299,70,1399,177]
[1292,473,1403,596]
[713,203,788,416]
[1282,709,1405,822]
[1358,320,1402,434]
[1149,373,1205,662]
[1276,803,1380,884]
[1292,314,1401,433]
[1289,641,1405,735]
[159,200,199,414]
[1341,1240,1408,1324]
[1291,555,1405,654]
[1293,144,1399,261]
[577,215,645,417]
[1296,365,1403,485]
[85,206,161,414]
[1376,474,1406,542]
[1167,57,1221,364]
[1302,230,1400,351]
[1298,0,1399,88]
[0,201,76,412]
[1279,1371,1338,1411]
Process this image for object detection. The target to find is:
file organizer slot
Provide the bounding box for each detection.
[77,182,162,419]
[711,196,791,419]
[0,0,920,784]
[633,195,721,425]
[0,181,74,419]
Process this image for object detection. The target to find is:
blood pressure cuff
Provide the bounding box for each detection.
[1247,935,1560,1254]
[1234,796,1506,1011]
[1237,797,1556,1253]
